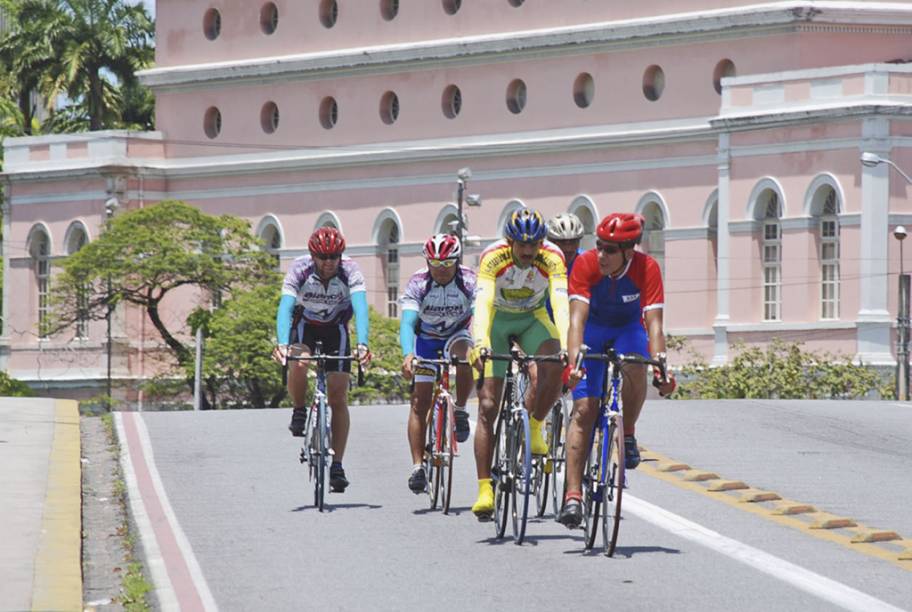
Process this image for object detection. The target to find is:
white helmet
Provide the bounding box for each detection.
[547,213,585,241]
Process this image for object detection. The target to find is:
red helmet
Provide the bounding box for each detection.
[308,227,346,256]
[423,233,462,260]
[597,213,644,246]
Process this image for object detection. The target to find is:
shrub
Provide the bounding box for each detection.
[0,371,32,397]
[671,338,894,400]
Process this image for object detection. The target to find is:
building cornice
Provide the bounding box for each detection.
[137,2,912,91]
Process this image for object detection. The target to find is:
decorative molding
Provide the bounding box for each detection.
[803,172,845,216]
[746,176,787,220]
[138,8,912,90]
[664,227,713,241]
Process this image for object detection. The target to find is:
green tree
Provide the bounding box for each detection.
[349,308,410,404]
[0,371,33,396]
[51,200,279,406]
[190,285,286,410]
[0,0,154,132]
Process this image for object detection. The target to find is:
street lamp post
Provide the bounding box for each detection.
[104,196,119,406]
[861,152,911,400]
[454,167,482,252]
[895,226,909,401]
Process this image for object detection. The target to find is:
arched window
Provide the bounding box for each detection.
[29,227,51,339]
[256,215,284,269]
[569,195,598,250]
[639,200,667,275]
[379,220,400,318]
[65,223,90,338]
[760,191,782,321]
[433,204,461,236]
[497,200,527,238]
[815,186,840,320]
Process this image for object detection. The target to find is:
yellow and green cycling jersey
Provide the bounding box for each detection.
[472,239,569,377]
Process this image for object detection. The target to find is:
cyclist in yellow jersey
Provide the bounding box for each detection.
[468,208,569,518]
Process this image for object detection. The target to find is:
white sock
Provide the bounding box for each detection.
[412,463,423,472]
[455,405,467,413]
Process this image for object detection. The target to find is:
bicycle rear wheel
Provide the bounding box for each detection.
[315,401,326,512]
[602,414,625,557]
[582,425,603,549]
[441,400,455,514]
[492,411,510,538]
[549,399,567,517]
[511,410,532,544]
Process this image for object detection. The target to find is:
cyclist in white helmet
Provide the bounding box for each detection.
[546,212,585,275]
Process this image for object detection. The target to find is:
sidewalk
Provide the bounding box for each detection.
[0,397,82,612]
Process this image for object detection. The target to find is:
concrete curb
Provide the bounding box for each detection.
[31,400,82,611]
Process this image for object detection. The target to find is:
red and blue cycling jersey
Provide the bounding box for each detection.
[568,250,664,327]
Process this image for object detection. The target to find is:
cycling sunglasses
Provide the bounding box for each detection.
[595,241,622,255]
[427,258,457,268]
[314,253,341,261]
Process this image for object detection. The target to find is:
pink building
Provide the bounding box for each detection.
[4,1,912,400]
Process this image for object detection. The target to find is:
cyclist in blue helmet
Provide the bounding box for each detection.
[467,208,570,519]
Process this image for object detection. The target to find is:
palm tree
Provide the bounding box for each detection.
[0,0,154,132]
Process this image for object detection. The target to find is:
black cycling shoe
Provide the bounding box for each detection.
[288,407,308,437]
[558,499,582,529]
[408,466,427,494]
[455,410,471,443]
[329,463,349,492]
[624,435,641,470]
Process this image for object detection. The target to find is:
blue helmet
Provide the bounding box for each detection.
[504,208,547,242]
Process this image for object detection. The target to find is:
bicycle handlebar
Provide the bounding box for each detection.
[285,344,365,387]
[577,344,668,382]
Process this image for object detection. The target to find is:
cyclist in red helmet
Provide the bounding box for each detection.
[272,226,371,493]
[558,213,676,528]
[399,234,477,494]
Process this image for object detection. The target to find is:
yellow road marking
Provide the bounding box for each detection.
[31,400,82,611]
[638,448,912,571]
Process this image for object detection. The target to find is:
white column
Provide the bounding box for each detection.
[712,134,731,365]
[856,117,893,364]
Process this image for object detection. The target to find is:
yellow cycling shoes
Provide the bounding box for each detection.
[472,479,495,518]
[530,417,549,456]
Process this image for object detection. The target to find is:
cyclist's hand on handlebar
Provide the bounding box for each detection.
[401,354,415,379]
[469,346,488,373]
[272,344,289,366]
[652,367,677,397]
[562,363,585,389]
[356,343,372,367]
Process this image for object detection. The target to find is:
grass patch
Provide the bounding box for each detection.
[101,414,153,611]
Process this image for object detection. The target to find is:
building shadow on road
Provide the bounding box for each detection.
[291,503,383,512]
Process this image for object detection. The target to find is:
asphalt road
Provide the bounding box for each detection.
[126,400,912,611]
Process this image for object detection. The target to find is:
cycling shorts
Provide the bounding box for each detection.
[571,319,648,401]
[414,330,473,384]
[481,307,560,379]
[292,321,352,374]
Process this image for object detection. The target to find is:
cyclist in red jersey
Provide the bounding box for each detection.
[558,213,676,528]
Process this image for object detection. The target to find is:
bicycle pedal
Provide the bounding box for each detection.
[543,460,553,475]
[474,511,494,522]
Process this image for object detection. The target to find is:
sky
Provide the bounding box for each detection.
[140,0,155,18]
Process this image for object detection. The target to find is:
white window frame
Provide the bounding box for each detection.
[35,235,50,339]
[384,224,400,319]
[762,195,781,322]
[819,190,840,320]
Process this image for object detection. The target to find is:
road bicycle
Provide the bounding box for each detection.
[287,341,363,512]
[576,344,666,556]
[480,343,564,544]
[412,353,470,514]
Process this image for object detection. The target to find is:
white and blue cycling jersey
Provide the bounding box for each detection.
[399,266,476,356]
[275,255,369,346]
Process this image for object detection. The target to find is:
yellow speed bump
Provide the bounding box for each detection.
[656,462,690,472]
[899,546,912,561]
[772,502,817,515]
[849,530,901,544]
[809,513,857,530]
[707,480,749,492]
[683,471,719,482]
[738,489,782,503]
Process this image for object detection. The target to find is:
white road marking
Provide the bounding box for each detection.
[624,494,905,612]
[115,413,180,611]
[117,412,219,611]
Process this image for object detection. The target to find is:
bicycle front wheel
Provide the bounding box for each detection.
[492,412,510,538]
[511,410,532,544]
[427,402,441,510]
[441,400,455,515]
[602,414,625,557]
[582,426,603,549]
[315,402,326,512]
[548,399,566,517]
